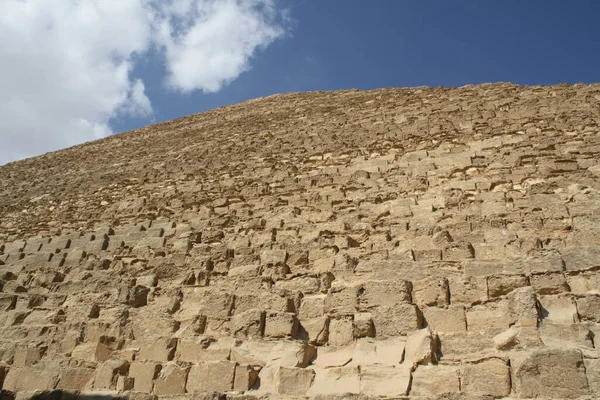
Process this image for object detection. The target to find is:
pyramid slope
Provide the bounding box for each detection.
[1,82,600,399]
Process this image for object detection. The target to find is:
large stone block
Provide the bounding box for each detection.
[352,337,405,366]
[274,366,314,395]
[357,279,411,309]
[186,361,236,393]
[359,365,411,397]
[129,361,161,393]
[411,364,460,396]
[575,294,600,322]
[372,304,422,336]
[412,277,450,307]
[3,367,58,392]
[328,316,354,346]
[307,366,360,396]
[233,364,259,392]
[423,305,467,332]
[461,358,510,398]
[56,366,95,390]
[93,359,129,390]
[153,362,189,396]
[264,312,298,339]
[513,349,589,398]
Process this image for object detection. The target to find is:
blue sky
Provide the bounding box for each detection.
[1,0,599,164]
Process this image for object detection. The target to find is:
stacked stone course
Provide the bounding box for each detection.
[1,82,600,399]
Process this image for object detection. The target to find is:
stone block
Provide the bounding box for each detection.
[116,375,134,391]
[13,346,41,367]
[352,312,374,338]
[575,295,600,322]
[328,316,354,346]
[531,272,569,295]
[260,249,287,266]
[507,286,539,326]
[357,279,411,309]
[449,276,487,305]
[359,365,411,397]
[307,366,360,396]
[0,294,16,311]
[153,362,188,396]
[466,301,511,331]
[567,270,600,295]
[138,338,177,362]
[411,364,460,396]
[231,309,265,338]
[404,328,437,367]
[538,294,579,324]
[412,276,449,307]
[274,366,314,395]
[175,339,229,363]
[298,316,329,345]
[129,361,161,393]
[56,366,95,390]
[94,360,129,390]
[539,322,594,349]
[513,349,589,399]
[324,285,358,315]
[233,364,259,391]
[299,294,326,318]
[186,361,236,393]
[585,358,600,397]
[423,305,467,332]
[562,247,600,271]
[264,312,298,339]
[352,337,405,366]
[461,358,510,397]
[487,274,528,298]
[372,304,422,336]
[3,367,58,392]
[313,345,355,368]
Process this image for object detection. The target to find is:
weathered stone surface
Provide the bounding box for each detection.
[2,83,600,398]
[513,349,589,399]
[461,358,510,397]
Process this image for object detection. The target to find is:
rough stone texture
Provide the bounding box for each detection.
[2,82,600,399]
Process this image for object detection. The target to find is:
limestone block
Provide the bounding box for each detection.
[299,294,326,318]
[228,264,260,278]
[538,294,579,324]
[175,339,230,363]
[129,361,161,393]
[585,358,600,397]
[438,331,495,361]
[372,304,422,336]
[233,364,259,391]
[513,349,589,398]
[153,363,188,396]
[507,286,539,326]
[231,309,265,338]
[404,328,437,367]
[298,316,329,345]
[461,358,510,398]
[539,322,594,349]
[138,338,177,362]
[0,294,16,311]
[274,366,314,395]
[443,242,474,261]
[413,276,449,307]
[13,346,41,367]
[423,305,467,332]
[186,361,236,393]
[3,367,58,392]
[352,312,374,338]
[359,365,411,397]
[357,279,412,309]
[264,312,298,339]
[487,274,528,298]
[324,285,358,315]
[531,272,569,295]
[120,285,150,307]
[93,359,129,390]
[413,248,442,261]
[260,249,287,266]
[576,295,600,322]
[116,375,134,391]
[56,366,95,390]
[449,276,487,305]
[562,246,600,271]
[313,345,355,368]
[352,337,405,366]
[466,301,511,331]
[411,364,460,396]
[503,249,564,274]
[328,316,354,346]
[307,366,360,396]
[567,270,600,295]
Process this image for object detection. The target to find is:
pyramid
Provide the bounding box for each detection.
[1,83,600,399]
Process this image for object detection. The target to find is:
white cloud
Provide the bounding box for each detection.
[0,0,287,164]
